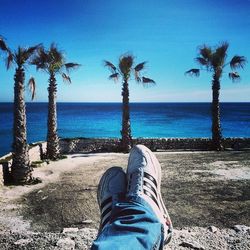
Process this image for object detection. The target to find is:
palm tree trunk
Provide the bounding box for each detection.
[11,66,32,184]
[211,74,223,150]
[120,78,132,152]
[47,73,60,160]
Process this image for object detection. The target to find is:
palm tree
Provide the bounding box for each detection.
[104,54,155,152]
[185,42,247,150]
[8,45,41,184]
[31,44,80,160]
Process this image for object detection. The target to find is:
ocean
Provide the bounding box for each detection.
[1,102,250,157]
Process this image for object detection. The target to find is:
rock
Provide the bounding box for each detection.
[37,190,43,194]
[41,196,48,200]
[56,238,75,249]
[30,177,42,184]
[208,226,218,233]
[235,239,241,243]
[14,238,32,246]
[180,241,205,250]
[233,225,250,233]
[63,227,79,233]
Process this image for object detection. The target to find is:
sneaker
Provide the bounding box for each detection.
[127,145,173,244]
[97,166,126,232]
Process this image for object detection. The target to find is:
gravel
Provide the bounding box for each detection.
[0,226,250,249]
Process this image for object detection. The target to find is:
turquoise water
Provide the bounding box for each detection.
[1,102,250,156]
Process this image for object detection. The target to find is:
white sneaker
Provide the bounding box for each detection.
[127,145,173,244]
[97,167,126,231]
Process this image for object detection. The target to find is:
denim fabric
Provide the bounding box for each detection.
[91,196,164,250]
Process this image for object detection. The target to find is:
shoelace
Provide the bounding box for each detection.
[127,168,143,194]
[128,169,161,210]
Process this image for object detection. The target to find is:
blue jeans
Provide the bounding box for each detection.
[91,196,164,250]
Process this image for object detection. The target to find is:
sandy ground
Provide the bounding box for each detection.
[0,150,250,249]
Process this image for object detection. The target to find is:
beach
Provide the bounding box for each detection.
[0,150,249,249]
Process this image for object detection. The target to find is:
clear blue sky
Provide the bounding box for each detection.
[0,0,250,102]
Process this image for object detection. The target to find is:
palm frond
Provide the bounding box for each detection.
[14,46,24,65]
[27,43,42,54]
[62,73,71,84]
[185,68,200,77]
[212,42,229,67]
[104,60,116,72]
[65,62,81,72]
[49,43,64,66]
[52,61,64,73]
[215,42,229,58]
[15,44,42,66]
[134,61,147,82]
[5,52,13,69]
[142,77,155,84]
[135,75,141,83]
[23,44,42,61]
[119,55,134,75]
[31,56,46,71]
[134,70,141,83]
[0,37,13,69]
[134,61,147,72]
[0,37,8,51]
[32,46,53,72]
[28,77,36,100]
[109,73,119,82]
[199,45,212,60]
[195,57,209,67]
[230,55,247,70]
[229,72,241,82]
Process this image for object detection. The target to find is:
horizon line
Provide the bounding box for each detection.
[1,101,250,104]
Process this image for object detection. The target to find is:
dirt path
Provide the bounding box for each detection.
[0,151,250,249]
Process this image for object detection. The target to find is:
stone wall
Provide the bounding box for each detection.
[59,137,250,153]
[1,137,249,164]
[59,138,120,153]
